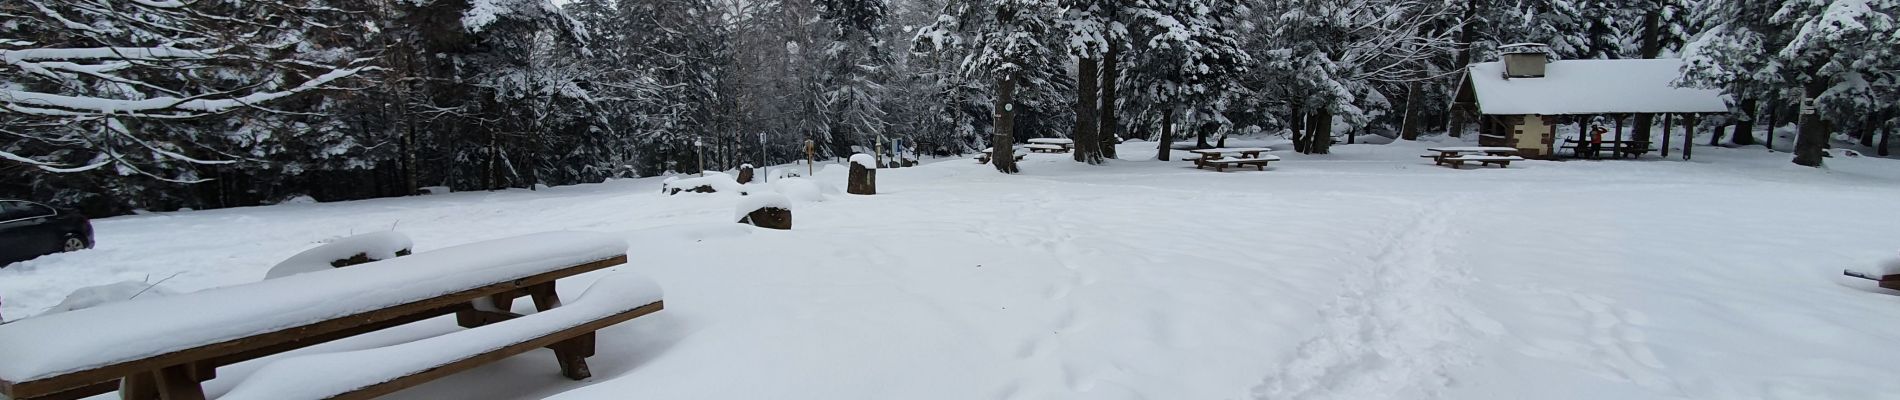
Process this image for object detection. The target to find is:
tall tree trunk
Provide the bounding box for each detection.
[1308,109,1334,155]
[1683,113,1696,160]
[1400,80,1423,140]
[1709,122,1725,146]
[1098,45,1121,159]
[1446,0,1480,138]
[1661,114,1674,157]
[1880,116,1893,156]
[1290,112,1308,153]
[992,73,1021,174]
[1793,80,1830,167]
[1072,57,1103,164]
[1732,98,1757,146]
[1859,114,1879,147]
[1630,9,1665,144]
[1194,112,1211,149]
[1764,99,1779,150]
[1156,107,1177,161]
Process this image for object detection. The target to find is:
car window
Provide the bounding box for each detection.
[0,201,53,221]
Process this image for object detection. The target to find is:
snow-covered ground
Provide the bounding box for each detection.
[4,140,1900,400]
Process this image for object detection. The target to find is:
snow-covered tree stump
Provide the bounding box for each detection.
[737,164,756,184]
[848,154,877,195]
[736,193,793,230]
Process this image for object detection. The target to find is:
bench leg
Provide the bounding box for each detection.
[122,373,159,400]
[527,282,594,380]
[154,365,205,400]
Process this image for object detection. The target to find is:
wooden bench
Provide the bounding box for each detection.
[975,148,1027,164]
[1843,270,1900,291]
[1435,155,1523,169]
[1025,144,1068,153]
[219,273,662,400]
[1199,155,1281,172]
[0,232,649,400]
[1561,139,1652,159]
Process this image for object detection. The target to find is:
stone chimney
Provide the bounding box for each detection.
[1499,43,1550,78]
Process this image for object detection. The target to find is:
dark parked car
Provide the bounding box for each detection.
[1,200,93,266]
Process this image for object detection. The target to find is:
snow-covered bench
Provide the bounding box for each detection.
[975,148,1027,164]
[1198,155,1281,172]
[1434,155,1523,169]
[219,272,663,400]
[1025,143,1068,153]
[0,231,640,400]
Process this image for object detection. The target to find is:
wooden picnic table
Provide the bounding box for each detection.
[1424,147,1519,157]
[1026,138,1074,145]
[0,232,653,400]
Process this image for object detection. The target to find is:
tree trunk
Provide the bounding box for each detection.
[1445,0,1481,139]
[1859,114,1879,147]
[1098,45,1121,159]
[992,72,1021,173]
[1308,109,1334,155]
[1072,57,1103,164]
[1289,112,1307,153]
[1400,80,1423,140]
[1764,99,1779,151]
[1661,114,1674,157]
[1683,113,1696,160]
[1156,107,1177,161]
[1793,80,1830,167]
[1193,110,1211,149]
[1732,98,1757,146]
[1632,114,1655,143]
[1717,122,1732,148]
[1879,116,1892,156]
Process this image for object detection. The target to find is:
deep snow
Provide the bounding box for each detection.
[3,140,1900,400]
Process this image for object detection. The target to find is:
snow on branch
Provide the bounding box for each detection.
[3,63,377,116]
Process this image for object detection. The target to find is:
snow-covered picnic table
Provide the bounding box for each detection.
[1424,146,1519,155]
[1025,138,1074,145]
[975,147,1029,164]
[0,231,649,400]
[1188,147,1275,159]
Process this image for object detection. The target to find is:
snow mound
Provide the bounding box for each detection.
[770,177,829,203]
[735,193,793,221]
[850,154,878,169]
[42,281,178,316]
[264,232,414,280]
[276,195,317,205]
[662,172,743,195]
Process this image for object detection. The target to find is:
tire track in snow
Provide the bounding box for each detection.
[1251,194,1500,400]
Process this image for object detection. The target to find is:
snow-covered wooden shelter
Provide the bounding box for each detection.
[1449,43,1730,158]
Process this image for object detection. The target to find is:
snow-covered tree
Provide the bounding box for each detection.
[1682,0,1900,167]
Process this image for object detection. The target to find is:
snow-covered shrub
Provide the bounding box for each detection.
[276,195,318,205]
[264,231,414,280]
[42,281,179,315]
[662,172,744,195]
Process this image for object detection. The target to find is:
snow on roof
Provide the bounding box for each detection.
[1464,59,1729,115]
[0,231,626,383]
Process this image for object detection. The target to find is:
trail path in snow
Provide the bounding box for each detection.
[1254,192,1502,400]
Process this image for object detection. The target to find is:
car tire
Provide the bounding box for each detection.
[62,235,89,252]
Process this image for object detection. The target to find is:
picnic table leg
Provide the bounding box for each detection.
[122,373,159,400]
[153,365,205,400]
[527,282,593,380]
